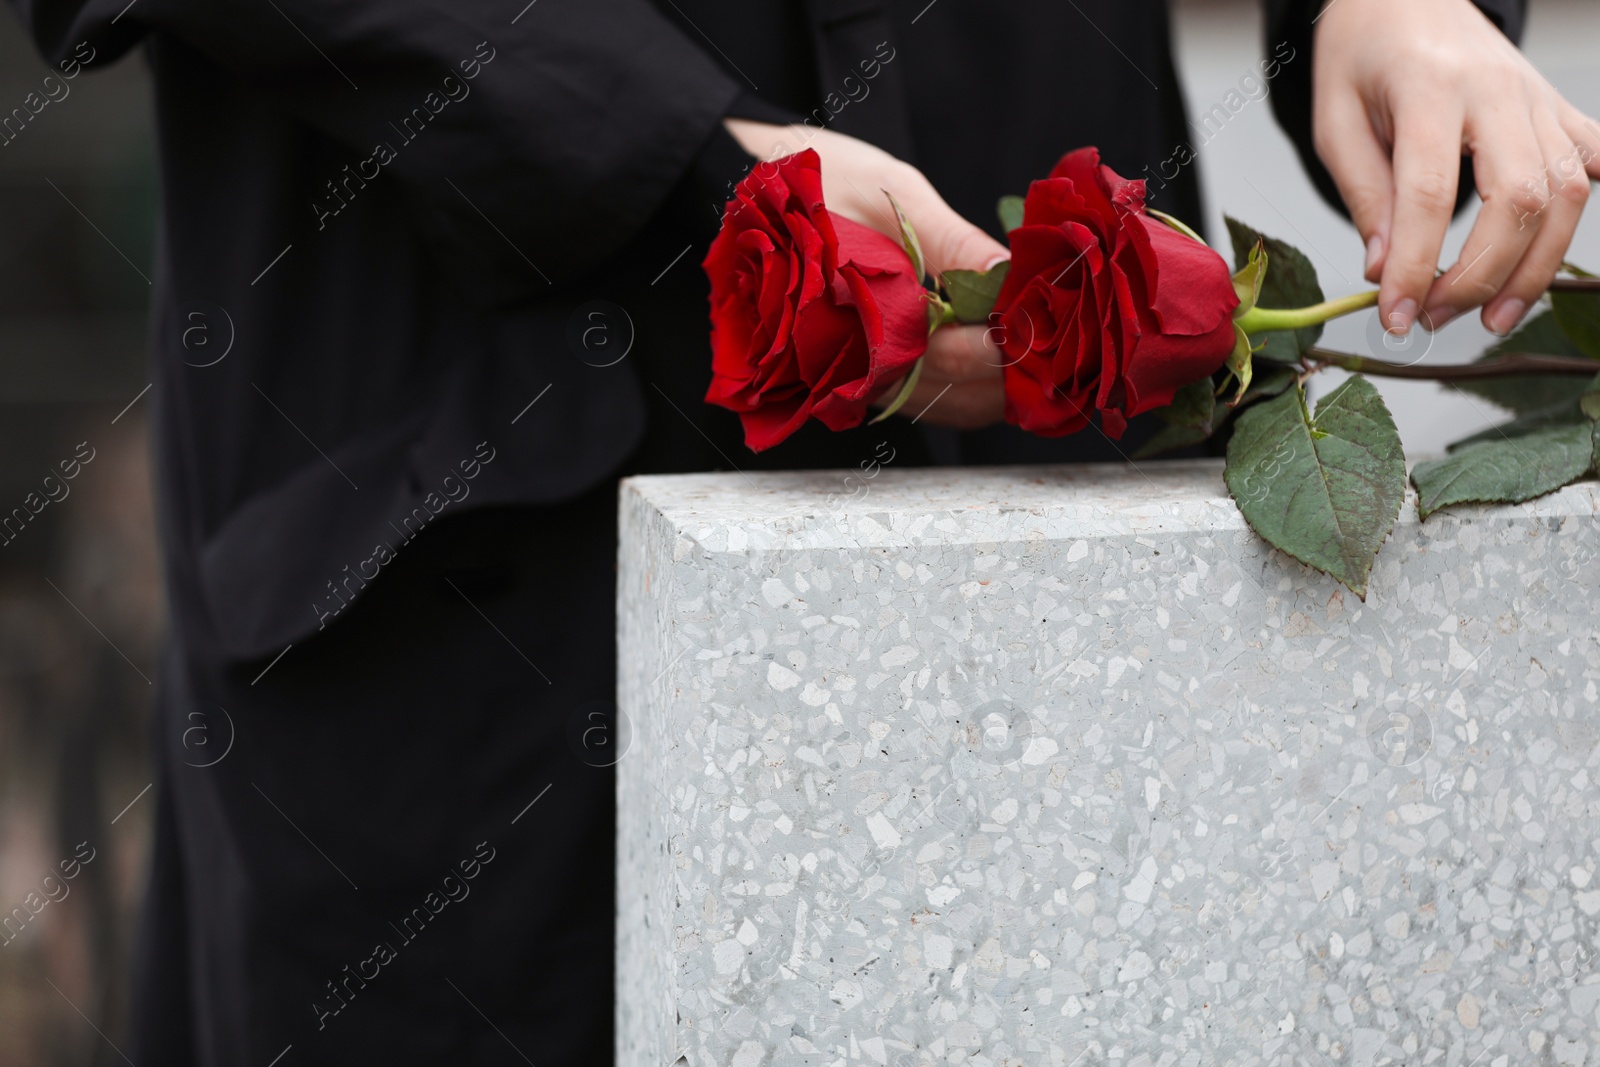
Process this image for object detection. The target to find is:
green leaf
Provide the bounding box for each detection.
[1134,424,1210,461]
[1553,288,1600,360]
[1232,239,1267,313]
[1450,310,1596,414]
[884,191,926,283]
[942,262,1011,324]
[1161,377,1217,427]
[1141,365,1297,459]
[1224,376,1405,598]
[1133,378,1216,459]
[1225,216,1326,362]
[997,195,1025,234]
[1446,398,1586,452]
[1411,422,1594,519]
[1583,376,1600,420]
[869,358,923,424]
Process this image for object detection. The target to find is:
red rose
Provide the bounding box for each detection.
[992,148,1240,439]
[704,150,929,452]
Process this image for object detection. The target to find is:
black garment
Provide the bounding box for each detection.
[134,493,619,1066]
[6,0,1526,1062]
[12,0,1302,662]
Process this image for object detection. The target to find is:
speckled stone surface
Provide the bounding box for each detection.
[616,460,1600,1067]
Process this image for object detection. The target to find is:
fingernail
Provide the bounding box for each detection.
[982,253,1011,272]
[1421,305,1457,332]
[1486,298,1527,337]
[1364,234,1384,277]
[1386,298,1419,337]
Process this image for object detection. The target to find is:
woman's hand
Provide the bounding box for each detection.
[724,119,1007,429]
[1313,0,1599,337]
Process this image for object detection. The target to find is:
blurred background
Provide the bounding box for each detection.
[0,6,160,1065]
[0,0,1594,1062]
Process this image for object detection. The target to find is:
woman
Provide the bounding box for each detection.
[8,0,1587,1062]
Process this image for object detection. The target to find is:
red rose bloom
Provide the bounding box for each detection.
[704,150,929,451]
[992,148,1240,438]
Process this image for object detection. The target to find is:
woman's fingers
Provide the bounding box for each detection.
[793,128,1008,277]
[1313,0,1597,336]
[922,323,1005,384]
[1479,109,1592,335]
[1380,95,1465,335]
[895,377,1005,429]
[870,324,1005,428]
[861,158,1008,276]
[1313,85,1397,283]
[1422,99,1551,330]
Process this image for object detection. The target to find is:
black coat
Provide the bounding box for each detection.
[8,0,1523,666]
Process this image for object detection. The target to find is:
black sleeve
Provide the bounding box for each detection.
[8,0,746,288]
[1263,0,1529,219]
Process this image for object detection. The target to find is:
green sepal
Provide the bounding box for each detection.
[997,195,1026,234]
[1147,209,1206,246]
[1222,322,1259,405]
[1225,216,1326,362]
[884,191,926,283]
[1232,239,1267,314]
[942,262,1011,325]
[869,358,924,425]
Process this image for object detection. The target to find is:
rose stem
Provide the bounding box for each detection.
[1551,277,1600,292]
[1306,347,1600,381]
[1236,290,1379,334]
[1242,278,1599,336]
